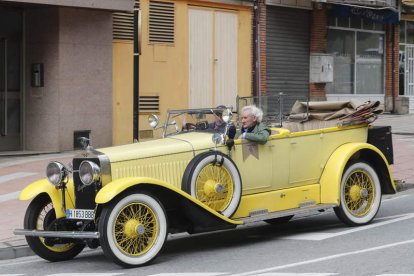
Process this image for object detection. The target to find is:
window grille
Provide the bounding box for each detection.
[113,1,139,41]
[149,1,175,44]
[139,95,160,113]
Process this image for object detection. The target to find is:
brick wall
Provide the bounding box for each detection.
[309,3,327,100]
[385,23,400,112]
[253,0,267,96]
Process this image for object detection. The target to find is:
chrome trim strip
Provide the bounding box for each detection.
[235,204,336,224]
[14,229,100,239]
[73,149,112,186]
[97,153,111,185]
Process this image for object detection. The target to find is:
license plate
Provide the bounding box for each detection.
[66,209,95,220]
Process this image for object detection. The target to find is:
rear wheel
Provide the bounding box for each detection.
[334,162,381,226]
[99,192,168,267]
[24,194,85,262]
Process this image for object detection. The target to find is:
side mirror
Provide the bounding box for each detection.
[222,109,233,123]
[148,115,160,128]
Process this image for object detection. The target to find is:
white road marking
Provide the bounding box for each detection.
[254,274,337,276]
[228,239,414,276]
[282,213,414,241]
[383,195,410,202]
[0,172,37,184]
[149,274,226,276]
[0,172,38,203]
[46,274,124,276]
[0,191,20,203]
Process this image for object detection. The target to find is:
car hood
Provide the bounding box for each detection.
[98,132,217,163]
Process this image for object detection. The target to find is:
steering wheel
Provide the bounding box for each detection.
[184,123,197,131]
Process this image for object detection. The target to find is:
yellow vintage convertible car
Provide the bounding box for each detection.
[14,101,396,268]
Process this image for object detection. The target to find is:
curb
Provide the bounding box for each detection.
[395,181,414,192]
[0,239,33,260]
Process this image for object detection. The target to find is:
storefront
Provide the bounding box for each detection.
[266,5,311,99]
[326,5,398,105]
[399,19,414,113]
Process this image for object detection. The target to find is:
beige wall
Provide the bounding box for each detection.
[25,7,113,151]
[112,0,252,143]
[112,41,133,145]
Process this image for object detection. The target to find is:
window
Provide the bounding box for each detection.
[327,14,384,95]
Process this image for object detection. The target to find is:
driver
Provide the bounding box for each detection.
[209,105,227,132]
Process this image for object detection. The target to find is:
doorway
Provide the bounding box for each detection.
[188,7,238,109]
[0,8,22,151]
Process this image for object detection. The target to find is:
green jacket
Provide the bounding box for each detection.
[235,122,271,144]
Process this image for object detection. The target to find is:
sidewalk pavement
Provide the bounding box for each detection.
[0,113,413,261]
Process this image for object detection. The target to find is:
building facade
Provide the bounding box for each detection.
[112,0,253,144]
[255,0,402,113]
[0,0,134,152]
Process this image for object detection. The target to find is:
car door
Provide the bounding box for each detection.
[231,138,273,195]
[288,132,323,186]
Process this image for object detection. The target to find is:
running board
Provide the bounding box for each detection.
[235,204,336,224]
[14,229,100,239]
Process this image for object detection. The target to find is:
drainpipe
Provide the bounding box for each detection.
[133,7,141,142]
[253,0,260,100]
[391,24,396,113]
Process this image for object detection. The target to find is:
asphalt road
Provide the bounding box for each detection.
[1,188,414,276]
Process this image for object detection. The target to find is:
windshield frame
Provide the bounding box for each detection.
[162,107,231,138]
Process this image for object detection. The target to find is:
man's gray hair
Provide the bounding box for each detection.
[242,105,264,122]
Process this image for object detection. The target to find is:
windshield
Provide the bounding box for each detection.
[162,107,230,137]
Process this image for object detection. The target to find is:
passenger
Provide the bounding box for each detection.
[236,105,270,144]
[209,105,227,132]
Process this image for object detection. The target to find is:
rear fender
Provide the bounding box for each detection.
[320,142,395,205]
[19,179,75,218]
[95,177,242,227]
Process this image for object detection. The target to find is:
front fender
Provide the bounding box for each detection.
[320,142,395,205]
[95,177,242,225]
[19,179,75,218]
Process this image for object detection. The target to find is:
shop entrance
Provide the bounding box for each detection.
[0,9,22,151]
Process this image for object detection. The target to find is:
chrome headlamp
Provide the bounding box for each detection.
[79,160,101,186]
[46,161,68,186]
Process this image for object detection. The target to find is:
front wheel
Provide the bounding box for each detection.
[99,192,168,267]
[24,194,85,262]
[334,162,382,226]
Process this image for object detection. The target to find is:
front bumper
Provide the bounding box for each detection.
[14,229,99,239]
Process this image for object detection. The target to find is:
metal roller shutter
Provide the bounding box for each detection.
[266,6,310,98]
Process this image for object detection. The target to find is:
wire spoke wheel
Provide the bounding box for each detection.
[113,202,158,256]
[334,161,381,226]
[344,170,374,217]
[24,194,85,261]
[195,163,233,212]
[182,151,242,218]
[99,192,167,268]
[37,202,77,253]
